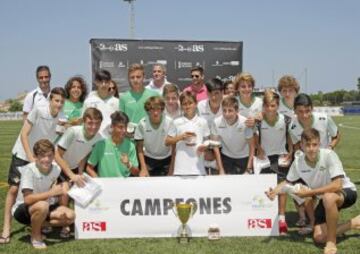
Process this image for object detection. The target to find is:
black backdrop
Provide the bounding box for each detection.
[90,39,243,92]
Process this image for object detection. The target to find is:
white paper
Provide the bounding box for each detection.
[253,156,271,175]
[68,174,102,208]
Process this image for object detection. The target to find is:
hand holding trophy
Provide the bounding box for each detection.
[172,201,197,243]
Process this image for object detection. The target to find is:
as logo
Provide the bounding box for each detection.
[192,44,204,52]
[247,219,272,229]
[82,221,107,232]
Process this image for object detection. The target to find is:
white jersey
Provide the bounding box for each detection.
[134,115,172,159]
[289,112,338,148]
[211,114,253,159]
[22,87,50,114]
[287,149,356,195]
[12,162,61,214]
[278,97,295,120]
[146,79,171,94]
[258,113,288,156]
[197,99,222,127]
[57,125,103,170]
[82,92,119,137]
[164,106,182,120]
[168,115,210,175]
[12,105,63,161]
[238,96,263,118]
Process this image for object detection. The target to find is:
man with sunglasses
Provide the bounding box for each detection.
[183,66,208,102]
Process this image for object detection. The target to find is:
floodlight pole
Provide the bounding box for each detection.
[123,0,136,39]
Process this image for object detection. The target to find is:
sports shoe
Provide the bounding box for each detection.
[279,220,288,235]
[31,239,47,249]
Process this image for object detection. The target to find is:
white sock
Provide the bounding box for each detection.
[279,215,286,222]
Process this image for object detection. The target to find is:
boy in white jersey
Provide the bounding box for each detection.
[233,72,263,128]
[256,90,293,235]
[266,129,359,254]
[211,96,254,174]
[135,96,174,176]
[165,91,214,176]
[0,87,65,244]
[82,69,119,137]
[12,139,75,249]
[277,75,300,121]
[197,78,224,174]
[55,107,103,186]
[162,83,182,120]
[289,93,339,150]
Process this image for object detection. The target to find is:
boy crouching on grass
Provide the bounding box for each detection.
[12,139,75,249]
[266,128,360,254]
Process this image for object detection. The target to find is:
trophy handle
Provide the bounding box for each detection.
[190,201,197,218]
[171,201,178,217]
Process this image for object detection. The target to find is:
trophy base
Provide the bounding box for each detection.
[177,236,191,244]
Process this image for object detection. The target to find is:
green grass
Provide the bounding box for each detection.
[1,118,360,254]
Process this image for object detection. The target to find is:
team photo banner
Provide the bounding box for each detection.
[75,175,279,239]
[90,39,243,91]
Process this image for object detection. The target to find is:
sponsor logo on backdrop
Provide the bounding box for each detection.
[138,45,164,50]
[247,219,272,229]
[175,44,205,52]
[177,61,193,69]
[118,61,126,68]
[139,60,167,66]
[213,46,237,51]
[82,221,107,232]
[99,61,115,68]
[96,43,128,52]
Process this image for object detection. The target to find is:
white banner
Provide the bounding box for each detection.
[75,175,279,239]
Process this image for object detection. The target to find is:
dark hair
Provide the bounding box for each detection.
[222,96,239,111]
[180,91,197,105]
[205,78,224,93]
[36,65,51,78]
[144,96,165,112]
[111,111,129,126]
[301,128,320,143]
[65,76,88,102]
[190,66,204,75]
[109,80,120,98]
[95,69,112,82]
[83,107,103,122]
[33,139,55,156]
[49,87,66,100]
[294,93,313,109]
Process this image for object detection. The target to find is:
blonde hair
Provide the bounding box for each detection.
[263,89,280,106]
[234,72,255,90]
[278,75,300,93]
[128,63,144,76]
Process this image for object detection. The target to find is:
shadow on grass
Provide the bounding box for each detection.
[17,226,75,246]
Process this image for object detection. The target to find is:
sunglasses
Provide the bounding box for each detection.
[191,75,200,78]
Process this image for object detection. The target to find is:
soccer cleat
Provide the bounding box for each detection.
[279,220,288,235]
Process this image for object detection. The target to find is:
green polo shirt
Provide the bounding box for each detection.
[119,88,159,124]
[87,137,138,177]
[63,99,83,121]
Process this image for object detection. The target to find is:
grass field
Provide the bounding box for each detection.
[0,117,360,254]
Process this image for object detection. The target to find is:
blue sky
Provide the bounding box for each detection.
[0,0,359,100]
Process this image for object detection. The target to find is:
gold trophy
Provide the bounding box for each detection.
[172,201,197,243]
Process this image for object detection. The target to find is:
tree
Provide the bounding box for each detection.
[8,100,23,112]
[357,77,360,93]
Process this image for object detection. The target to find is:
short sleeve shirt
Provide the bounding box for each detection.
[57,126,103,170]
[119,88,159,124]
[211,114,253,159]
[87,137,138,177]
